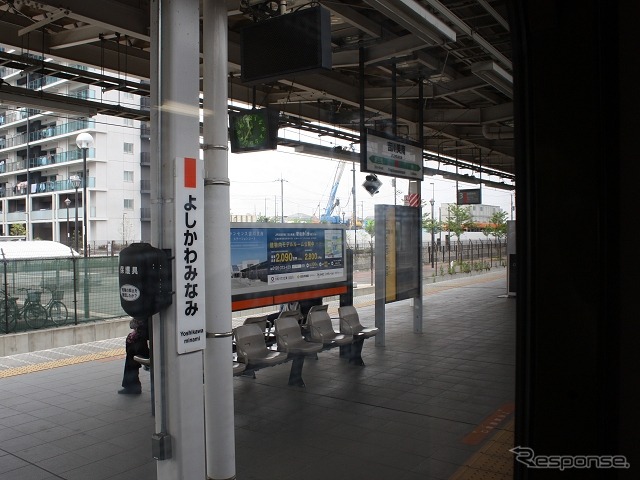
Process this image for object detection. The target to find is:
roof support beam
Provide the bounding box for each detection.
[48,26,117,50]
[420,0,512,69]
[364,0,456,44]
[319,1,382,38]
[18,10,67,36]
[425,102,513,124]
[0,84,98,116]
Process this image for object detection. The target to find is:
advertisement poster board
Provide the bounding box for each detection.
[375,205,420,304]
[230,224,346,298]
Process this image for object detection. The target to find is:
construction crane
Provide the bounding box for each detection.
[320,161,346,224]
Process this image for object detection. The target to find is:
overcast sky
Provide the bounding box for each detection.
[228,146,515,222]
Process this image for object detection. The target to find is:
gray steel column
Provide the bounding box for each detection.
[151,1,206,479]
[202,1,236,479]
[374,206,385,346]
[410,179,423,334]
[413,77,424,334]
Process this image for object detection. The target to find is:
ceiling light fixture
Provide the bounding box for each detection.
[471,61,513,98]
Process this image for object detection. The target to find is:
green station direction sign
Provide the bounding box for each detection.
[363,130,424,181]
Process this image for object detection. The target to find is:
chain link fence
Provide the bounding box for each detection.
[352,238,508,278]
[1,255,124,334]
[1,238,508,335]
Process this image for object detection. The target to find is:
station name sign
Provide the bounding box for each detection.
[174,157,206,354]
[363,130,424,181]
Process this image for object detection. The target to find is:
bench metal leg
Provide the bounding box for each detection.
[288,355,306,387]
[339,344,351,358]
[348,338,365,366]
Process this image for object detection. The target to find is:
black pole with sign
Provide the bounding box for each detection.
[340,248,354,308]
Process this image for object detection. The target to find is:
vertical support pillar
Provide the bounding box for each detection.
[413,77,424,334]
[340,249,354,307]
[374,206,386,347]
[357,46,365,252]
[151,1,206,479]
[409,180,422,333]
[203,1,236,479]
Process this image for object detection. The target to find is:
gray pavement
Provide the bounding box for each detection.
[0,270,515,480]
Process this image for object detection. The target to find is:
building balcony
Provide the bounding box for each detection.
[30,209,54,221]
[0,119,95,151]
[68,88,95,101]
[0,177,96,198]
[6,211,28,222]
[0,108,41,127]
[0,66,21,78]
[6,207,84,223]
[140,151,150,166]
[0,148,95,176]
[29,148,96,170]
[27,74,64,91]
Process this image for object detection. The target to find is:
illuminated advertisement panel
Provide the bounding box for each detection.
[231,223,346,296]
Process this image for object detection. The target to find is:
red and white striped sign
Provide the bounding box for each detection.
[404,194,420,207]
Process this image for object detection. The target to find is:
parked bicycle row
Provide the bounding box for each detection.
[1,286,68,333]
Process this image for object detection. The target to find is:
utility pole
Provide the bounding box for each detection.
[430,182,435,268]
[511,194,514,220]
[392,178,397,205]
[352,162,357,251]
[275,176,287,223]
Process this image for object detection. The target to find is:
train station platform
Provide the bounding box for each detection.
[0,270,515,480]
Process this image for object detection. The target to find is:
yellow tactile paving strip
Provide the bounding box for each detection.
[450,418,515,480]
[0,348,125,378]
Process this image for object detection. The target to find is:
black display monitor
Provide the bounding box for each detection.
[240,5,332,85]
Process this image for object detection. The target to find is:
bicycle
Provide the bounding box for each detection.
[19,288,49,329]
[0,288,48,330]
[42,287,69,326]
[0,291,18,333]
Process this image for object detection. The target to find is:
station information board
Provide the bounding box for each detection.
[230,223,346,296]
[457,188,482,205]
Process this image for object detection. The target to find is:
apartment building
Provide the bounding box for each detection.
[440,202,503,226]
[0,47,150,251]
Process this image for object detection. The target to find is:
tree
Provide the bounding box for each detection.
[364,220,375,242]
[421,210,442,237]
[482,210,508,239]
[118,214,134,246]
[444,204,475,243]
[256,215,274,223]
[10,223,26,237]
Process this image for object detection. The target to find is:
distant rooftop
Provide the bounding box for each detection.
[0,240,78,259]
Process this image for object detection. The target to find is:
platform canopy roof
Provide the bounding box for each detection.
[0,0,514,182]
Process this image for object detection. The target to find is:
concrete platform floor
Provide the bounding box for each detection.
[0,270,515,479]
